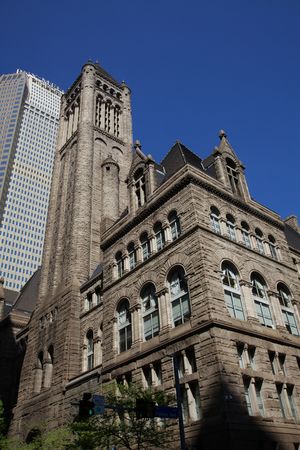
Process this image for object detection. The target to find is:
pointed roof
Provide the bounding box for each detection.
[215,130,244,167]
[160,141,203,178]
[12,268,41,314]
[93,62,121,87]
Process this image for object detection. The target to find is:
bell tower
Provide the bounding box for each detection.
[40,62,133,299]
[10,63,133,436]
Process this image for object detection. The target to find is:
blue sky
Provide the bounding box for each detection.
[1,0,299,220]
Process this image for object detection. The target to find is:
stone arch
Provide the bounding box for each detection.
[158,252,194,286]
[94,137,107,146]
[133,270,159,296]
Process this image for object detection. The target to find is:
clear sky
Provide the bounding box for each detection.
[1,0,299,220]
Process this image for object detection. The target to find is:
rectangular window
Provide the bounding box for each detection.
[181,381,201,423]
[243,377,264,416]
[255,301,273,327]
[224,291,245,320]
[282,310,299,336]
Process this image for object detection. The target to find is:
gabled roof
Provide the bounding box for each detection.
[284,224,300,253]
[90,264,103,279]
[3,288,18,316]
[160,141,203,179]
[12,268,41,314]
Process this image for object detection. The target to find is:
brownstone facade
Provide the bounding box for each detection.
[7,63,300,449]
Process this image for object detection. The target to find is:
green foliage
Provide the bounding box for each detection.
[0,426,74,450]
[72,383,175,450]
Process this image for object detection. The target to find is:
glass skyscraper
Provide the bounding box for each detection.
[0,70,63,291]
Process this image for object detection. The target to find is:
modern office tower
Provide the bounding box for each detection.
[0,70,63,291]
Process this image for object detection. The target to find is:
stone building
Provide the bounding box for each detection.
[7,62,300,449]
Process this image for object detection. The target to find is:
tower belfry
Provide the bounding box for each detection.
[40,62,133,299]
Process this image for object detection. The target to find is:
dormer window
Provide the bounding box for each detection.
[226,158,240,195]
[134,168,146,208]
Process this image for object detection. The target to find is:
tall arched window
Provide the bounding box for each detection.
[268,235,278,260]
[43,346,54,388]
[134,168,146,208]
[86,330,94,370]
[141,283,160,340]
[226,214,236,241]
[226,158,241,195]
[251,273,273,327]
[278,284,299,335]
[168,267,191,327]
[127,242,137,270]
[115,251,124,278]
[221,262,245,320]
[241,221,251,248]
[117,300,132,353]
[154,222,165,251]
[255,228,265,254]
[168,211,181,240]
[95,95,102,128]
[34,352,43,394]
[210,207,221,234]
[140,232,151,261]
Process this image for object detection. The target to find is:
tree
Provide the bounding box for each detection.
[72,383,175,450]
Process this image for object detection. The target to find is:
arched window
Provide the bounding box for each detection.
[168,211,181,241]
[141,284,160,340]
[44,345,54,388]
[134,168,146,208]
[104,100,111,132]
[140,232,150,261]
[226,158,240,195]
[114,105,120,137]
[210,207,221,234]
[117,300,132,353]
[278,284,299,335]
[95,95,102,128]
[226,214,236,241]
[268,235,278,260]
[154,222,165,251]
[127,242,137,270]
[34,351,43,393]
[86,330,94,370]
[115,251,124,278]
[255,228,265,254]
[168,267,191,327]
[222,262,245,320]
[241,221,251,248]
[251,273,273,327]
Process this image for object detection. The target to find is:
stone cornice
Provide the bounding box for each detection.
[101,317,300,376]
[101,167,284,251]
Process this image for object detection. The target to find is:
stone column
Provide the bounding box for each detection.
[131,304,142,345]
[268,291,286,330]
[157,288,172,333]
[164,223,171,244]
[136,245,142,264]
[240,280,258,323]
[121,82,133,146]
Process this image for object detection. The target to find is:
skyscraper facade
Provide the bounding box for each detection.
[0,70,63,291]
